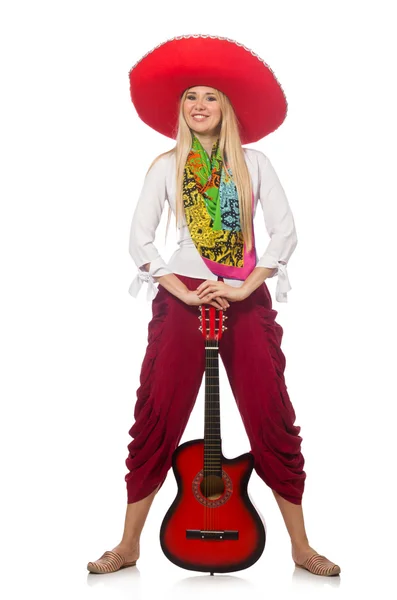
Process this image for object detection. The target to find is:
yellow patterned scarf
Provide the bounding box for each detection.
[182,133,256,279]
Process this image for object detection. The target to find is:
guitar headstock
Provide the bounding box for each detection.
[198,305,228,341]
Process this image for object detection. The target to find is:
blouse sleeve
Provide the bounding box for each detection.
[128,155,174,301]
[255,151,298,303]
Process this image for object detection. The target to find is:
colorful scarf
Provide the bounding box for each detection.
[183,134,256,280]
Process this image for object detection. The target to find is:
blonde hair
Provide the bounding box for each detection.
[147,86,254,252]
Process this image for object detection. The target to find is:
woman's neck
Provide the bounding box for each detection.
[193,132,219,157]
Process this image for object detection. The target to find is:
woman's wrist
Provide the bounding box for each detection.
[241,266,276,296]
[155,273,189,300]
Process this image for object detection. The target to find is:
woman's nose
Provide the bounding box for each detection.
[194,99,205,109]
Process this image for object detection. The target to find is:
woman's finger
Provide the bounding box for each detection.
[216,295,228,308]
[210,299,223,310]
[210,291,229,307]
[199,283,222,298]
[198,284,213,296]
[215,293,229,308]
[211,299,228,310]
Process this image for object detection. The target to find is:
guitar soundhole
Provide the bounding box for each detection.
[199,475,225,500]
[192,469,232,507]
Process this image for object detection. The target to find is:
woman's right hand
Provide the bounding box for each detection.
[182,289,230,310]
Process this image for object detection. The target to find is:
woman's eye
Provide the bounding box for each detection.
[186,95,217,101]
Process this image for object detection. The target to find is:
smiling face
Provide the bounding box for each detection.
[183,86,222,136]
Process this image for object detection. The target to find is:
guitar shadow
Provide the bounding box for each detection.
[169,573,255,591]
[169,568,342,592]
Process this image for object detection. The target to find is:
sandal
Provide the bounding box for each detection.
[294,553,341,576]
[87,550,137,574]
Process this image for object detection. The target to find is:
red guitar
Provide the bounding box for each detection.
[160,305,266,574]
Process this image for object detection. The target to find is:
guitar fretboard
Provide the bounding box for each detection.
[204,342,222,475]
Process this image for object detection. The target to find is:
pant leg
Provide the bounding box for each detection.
[218,279,306,505]
[125,274,207,503]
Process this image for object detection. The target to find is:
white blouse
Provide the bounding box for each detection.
[128,148,298,303]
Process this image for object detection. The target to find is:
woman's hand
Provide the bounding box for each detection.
[195,280,248,303]
[182,289,230,310]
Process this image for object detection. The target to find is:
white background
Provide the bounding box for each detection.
[1,1,396,598]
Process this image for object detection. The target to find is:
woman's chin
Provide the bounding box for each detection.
[190,124,219,136]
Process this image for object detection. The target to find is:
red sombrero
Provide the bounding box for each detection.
[128,34,288,145]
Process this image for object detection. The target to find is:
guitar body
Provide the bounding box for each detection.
[160,438,266,573]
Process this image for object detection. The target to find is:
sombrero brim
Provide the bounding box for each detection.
[129,34,288,145]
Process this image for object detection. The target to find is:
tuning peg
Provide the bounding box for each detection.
[222,326,228,331]
[199,326,202,331]
[223,315,228,320]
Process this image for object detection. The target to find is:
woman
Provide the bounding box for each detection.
[87,35,340,577]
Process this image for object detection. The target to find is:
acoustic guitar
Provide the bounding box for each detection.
[160,304,266,574]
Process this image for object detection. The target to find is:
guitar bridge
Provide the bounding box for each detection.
[186,529,239,541]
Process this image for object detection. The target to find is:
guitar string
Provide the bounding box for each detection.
[206,306,209,532]
[209,307,212,531]
[213,308,218,534]
[216,309,220,535]
[207,306,209,531]
[207,305,209,531]
[216,310,220,534]
[210,306,216,531]
[206,305,209,530]
[212,308,214,533]
[205,306,221,533]
[217,312,220,535]
[212,308,215,533]
[209,305,212,532]
[211,306,217,534]
[207,306,211,532]
[210,307,216,531]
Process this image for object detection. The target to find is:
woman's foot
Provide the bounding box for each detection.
[292,543,318,565]
[110,541,140,564]
[87,541,140,574]
[292,543,340,576]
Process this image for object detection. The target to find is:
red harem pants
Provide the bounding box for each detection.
[125,274,306,505]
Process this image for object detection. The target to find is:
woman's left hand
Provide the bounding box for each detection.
[195,280,248,303]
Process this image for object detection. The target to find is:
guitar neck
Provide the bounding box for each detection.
[204,340,221,474]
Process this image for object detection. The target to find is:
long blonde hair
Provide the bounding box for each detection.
[147,86,254,252]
